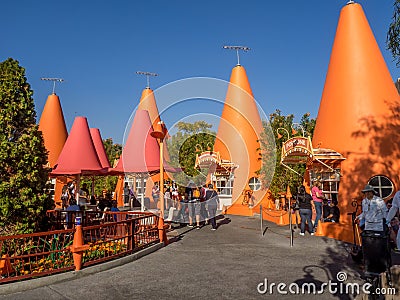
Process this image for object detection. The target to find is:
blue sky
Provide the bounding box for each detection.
[1,0,397,144]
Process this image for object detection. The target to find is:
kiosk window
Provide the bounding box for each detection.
[368,175,394,199]
[248,177,261,191]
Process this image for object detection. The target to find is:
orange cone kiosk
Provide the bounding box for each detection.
[38,93,68,207]
[310,1,400,242]
[115,86,171,209]
[212,64,267,216]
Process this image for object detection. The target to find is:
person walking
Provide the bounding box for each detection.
[297,185,314,236]
[152,183,160,209]
[205,184,219,230]
[185,181,196,227]
[311,180,325,231]
[123,182,131,207]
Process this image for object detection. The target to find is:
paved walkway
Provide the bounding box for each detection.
[0,215,398,300]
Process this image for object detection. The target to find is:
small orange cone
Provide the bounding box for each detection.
[0,254,14,275]
[278,213,285,226]
[315,223,324,236]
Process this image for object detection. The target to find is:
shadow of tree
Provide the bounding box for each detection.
[293,237,364,299]
[345,100,400,202]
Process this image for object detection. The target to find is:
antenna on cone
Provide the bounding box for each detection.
[223,45,250,66]
[136,71,158,89]
[41,78,64,95]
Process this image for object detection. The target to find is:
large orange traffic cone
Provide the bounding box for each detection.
[69,223,89,271]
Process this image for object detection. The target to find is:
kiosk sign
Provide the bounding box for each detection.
[282,137,313,158]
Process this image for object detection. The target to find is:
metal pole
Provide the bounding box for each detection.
[289,207,293,247]
[159,139,164,218]
[141,176,145,212]
[260,204,263,236]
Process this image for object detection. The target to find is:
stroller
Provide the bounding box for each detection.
[361,229,392,299]
[349,211,363,263]
[349,200,363,263]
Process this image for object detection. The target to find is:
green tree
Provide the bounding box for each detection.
[166,121,215,187]
[0,58,52,235]
[387,0,400,66]
[258,110,316,199]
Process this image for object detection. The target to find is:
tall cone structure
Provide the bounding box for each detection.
[137,86,170,203]
[214,65,264,215]
[112,109,161,209]
[38,93,68,207]
[312,2,400,240]
[114,87,165,206]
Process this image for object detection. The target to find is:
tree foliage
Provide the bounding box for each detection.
[166,121,215,187]
[387,0,400,66]
[0,58,52,234]
[258,110,316,199]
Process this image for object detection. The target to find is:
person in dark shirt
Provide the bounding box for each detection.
[322,199,330,220]
[324,199,340,223]
[297,185,314,236]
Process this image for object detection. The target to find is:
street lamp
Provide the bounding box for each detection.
[150,121,167,244]
[276,127,290,140]
[291,123,306,137]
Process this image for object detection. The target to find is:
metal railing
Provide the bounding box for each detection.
[0,213,160,284]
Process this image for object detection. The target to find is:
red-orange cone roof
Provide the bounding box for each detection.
[313,2,400,208]
[113,110,161,174]
[51,116,104,175]
[38,94,68,168]
[138,88,162,130]
[214,65,263,205]
[90,128,111,169]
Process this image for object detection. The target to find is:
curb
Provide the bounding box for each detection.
[0,242,164,295]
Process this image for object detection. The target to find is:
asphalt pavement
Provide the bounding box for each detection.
[0,214,399,300]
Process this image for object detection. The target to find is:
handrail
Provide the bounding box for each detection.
[0,213,160,284]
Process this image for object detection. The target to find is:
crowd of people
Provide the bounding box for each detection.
[294,180,400,253]
[60,180,119,213]
[60,179,221,230]
[158,181,220,230]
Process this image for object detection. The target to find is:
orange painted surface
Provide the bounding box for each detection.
[214,65,264,214]
[138,88,162,131]
[38,94,68,168]
[38,93,68,207]
[312,2,400,237]
[114,176,124,207]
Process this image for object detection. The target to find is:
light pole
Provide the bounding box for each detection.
[150,121,167,244]
[276,127,290,140]
[291,123,306,137]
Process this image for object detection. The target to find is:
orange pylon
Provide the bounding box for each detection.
[69,223,89,271]
[278,213,285,226]
[315,223,324,236]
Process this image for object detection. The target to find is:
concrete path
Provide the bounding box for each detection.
[0,215,398,300]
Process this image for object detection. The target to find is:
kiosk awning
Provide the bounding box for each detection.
[280,136,345,175]
[195,151,237,176]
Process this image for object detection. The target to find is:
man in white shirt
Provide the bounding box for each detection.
[356,185,387,232]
